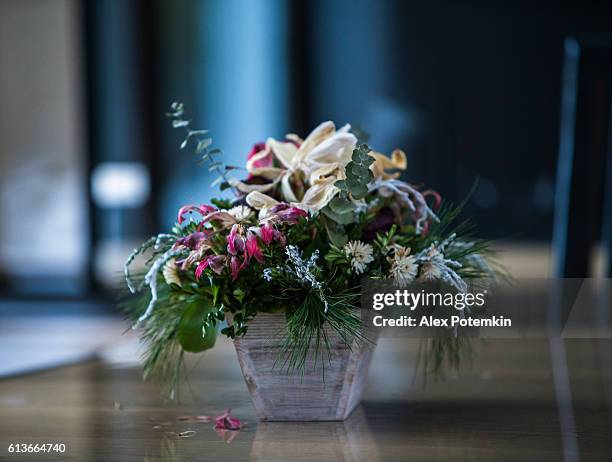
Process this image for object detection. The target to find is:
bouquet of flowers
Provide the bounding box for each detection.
[123,103,498,398]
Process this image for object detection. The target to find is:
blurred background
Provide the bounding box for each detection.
[1,0,612,374]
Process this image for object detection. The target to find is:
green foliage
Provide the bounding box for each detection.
[120,281,192,400]
[322,215,349,248]
[320,144,377,237]
[210,197,233,209]
[321,205,355,225]
[166,102,236,193]
[324,244,348,265]
[275,285,367,375]
[335,143,375,200]
[328,196,356,214]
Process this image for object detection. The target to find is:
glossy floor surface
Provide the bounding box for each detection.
[1,336,611,461]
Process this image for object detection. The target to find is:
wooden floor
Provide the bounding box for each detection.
[0,337,611,461]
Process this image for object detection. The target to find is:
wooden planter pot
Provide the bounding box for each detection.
[233,312,376,421]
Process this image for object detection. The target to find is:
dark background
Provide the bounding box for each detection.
[1,0,612,298]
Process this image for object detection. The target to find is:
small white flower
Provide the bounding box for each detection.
[418,261,443,281]
[162,258,182,287]
[227,205,254,222]
[344,240,374,274]
[388,246,418,287]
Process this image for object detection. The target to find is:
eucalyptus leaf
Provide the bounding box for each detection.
[326,224,348,247]
[349,163,370,178]
[349,182,368,200]
[173,119,190,128]
[321,206,355,225]
[362,153,375,166]
[328,197,356,214]
[196,138,212,153]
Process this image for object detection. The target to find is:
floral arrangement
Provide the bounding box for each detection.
[123,103,498,397]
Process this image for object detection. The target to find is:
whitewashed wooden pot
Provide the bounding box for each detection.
[233,312,377,421]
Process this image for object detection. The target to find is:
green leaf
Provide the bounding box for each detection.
[233,288,245,302]
[173,119,190,128]
[210,176,225,187]
[321,206,354,225]
[196,138,212,153]
[348,181,368,199]
[349,163,370,179]
[177,299,217,353]
[326,225,348,247]
[335,179,348,191]
[362,153,375,166]
[328,197,356,214]
[210,197,233,209]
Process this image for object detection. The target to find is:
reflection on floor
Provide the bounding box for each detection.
[0,337,611,461]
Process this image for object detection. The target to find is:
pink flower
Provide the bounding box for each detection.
[246,233,264,263]
[177,204,216,224]
[227,224,245,255]
[194,255,227,279]
[175,231,210,250]
[195,260,208,279]
[207,255,226,275]
[269,204,308,224]
[230,256,242,280]
[260,223,275,245]
[246,142,272,179]
[258,223,285,247]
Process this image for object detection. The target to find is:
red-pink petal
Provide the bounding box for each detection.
[194,260,209,279]
[199,204,216,215]
[260,224,275,245]
[177,205,199,224]
[230,256,241,280]
[246,234,264,263]
[246,142,272,180]
[227,224,245,255]
[208,255,226,275]
[214,410,243,430]
[177,204,216,224]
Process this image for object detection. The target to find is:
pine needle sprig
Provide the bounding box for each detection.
[120,280,188,400]
[269,276,368,376]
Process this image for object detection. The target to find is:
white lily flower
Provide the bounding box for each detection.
[239,121,357,212]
